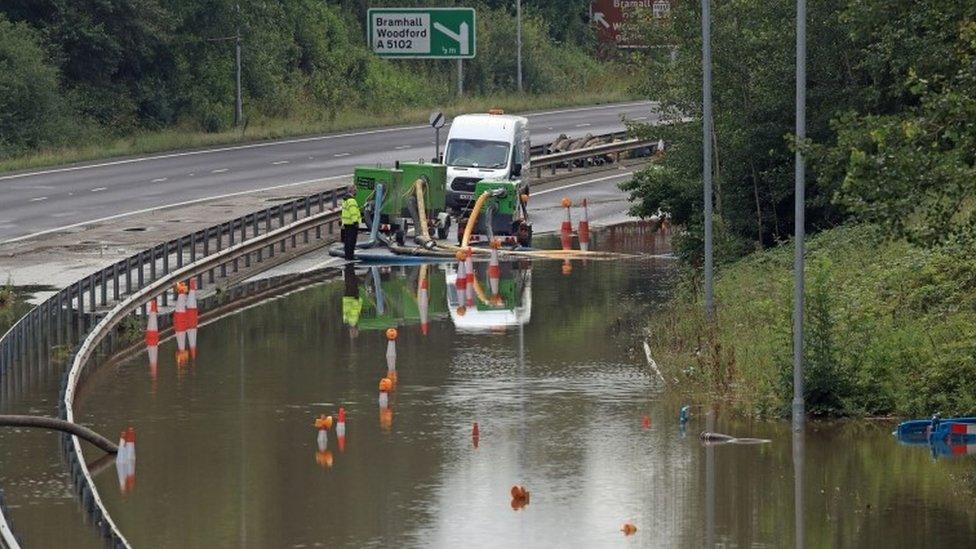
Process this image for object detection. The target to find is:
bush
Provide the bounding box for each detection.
[0,15,70,156]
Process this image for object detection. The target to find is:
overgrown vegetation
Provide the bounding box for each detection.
[624,1,976,417]
[653,224,976,417]
[0,1,631,168]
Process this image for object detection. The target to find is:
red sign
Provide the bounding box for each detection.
[591,0,672,47]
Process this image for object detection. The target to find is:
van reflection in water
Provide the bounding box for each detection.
[446,260,531,331]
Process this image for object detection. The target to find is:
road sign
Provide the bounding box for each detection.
[368,8,476,59]
[591,0,672,46]
[429,111,446,129]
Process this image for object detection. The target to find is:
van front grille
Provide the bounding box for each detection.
[451,177,482,192]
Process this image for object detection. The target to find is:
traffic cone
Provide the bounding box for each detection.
[488,240,501,297]
[418,266,430,336]
[578,199,590,252]
[146,300,159,381]
[560,197,573,250]
[337,407,346,451]
[145,300,159,345]
[174,284,189,367]
[125,427,136,462]
[465,248,475,287]
[187,280,199,361]
[385,328,397,373]
[379,393,392,432]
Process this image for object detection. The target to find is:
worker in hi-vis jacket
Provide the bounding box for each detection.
[340,186,361,260]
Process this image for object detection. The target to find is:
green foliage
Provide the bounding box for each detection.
[0,14,72,156]
[0,1,623,157]
[651,224,976,418]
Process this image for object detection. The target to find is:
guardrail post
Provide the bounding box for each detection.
[76,281,85,336]
[267,208,275,258]
[88,275,96,318]
[113,262,120,302]
[332,189,338,209]
[176,237,184,269]
[190,232,197,263]
[161,242,169,276]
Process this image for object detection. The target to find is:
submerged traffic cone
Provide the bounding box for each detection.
[337,407,347,451]
[418,266,430,336]
[385,328,397,373]
[124,427,136,462]
[578,199,590,252]
[174,284,189,367]
[187,279,199,361]
[560,197,573,250]
[146,300,159,382]
[465,247,475,287]
[488,240,501,297]
[455,255,467,295]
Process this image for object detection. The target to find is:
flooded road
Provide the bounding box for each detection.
[3,224,976,547]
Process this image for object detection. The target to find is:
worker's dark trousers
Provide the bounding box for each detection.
[342,224,357,260]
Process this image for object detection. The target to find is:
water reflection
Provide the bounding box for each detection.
[446,261,531,331]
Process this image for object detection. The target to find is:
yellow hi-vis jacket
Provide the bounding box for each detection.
[342,296,362,326]
[341,197,362,226]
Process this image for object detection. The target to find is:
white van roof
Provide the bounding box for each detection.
[448,114,528,143]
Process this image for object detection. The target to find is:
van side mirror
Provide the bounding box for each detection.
[512,163,522,177]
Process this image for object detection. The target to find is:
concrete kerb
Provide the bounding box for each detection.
[61,202,343,548]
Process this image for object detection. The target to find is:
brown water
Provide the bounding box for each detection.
[3,225,976,547]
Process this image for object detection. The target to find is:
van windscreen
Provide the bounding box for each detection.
[445,139,510,169]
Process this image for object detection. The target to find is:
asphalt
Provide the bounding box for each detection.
[0,101,655,243]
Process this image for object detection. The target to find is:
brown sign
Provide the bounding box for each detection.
[591,0,672,47]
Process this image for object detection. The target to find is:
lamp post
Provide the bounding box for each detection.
[792,0,807,430]
[702,0,714,321]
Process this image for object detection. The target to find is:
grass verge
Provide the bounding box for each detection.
[650,223,976,418]
[0,90,640,174]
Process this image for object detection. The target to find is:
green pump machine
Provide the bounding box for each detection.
[352,162,451,247]
[457,179,532,247]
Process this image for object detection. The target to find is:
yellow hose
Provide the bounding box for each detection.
[413,178,431,240]
[461,191,492,249]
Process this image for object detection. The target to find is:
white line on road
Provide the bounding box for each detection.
[394,145,411,150]
[333,153,350,158]
[211,168,228,174]
[533,172,634,196]
[151,177,167,183]
[632,116,648,121]
[576,123,592,128]
[90,187,107,192]
[1,175,350,245]
[272,160,289,165]
[30,196,48,202]
[0,101,653,182]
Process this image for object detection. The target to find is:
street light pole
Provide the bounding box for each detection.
[792,0,807,431]
[516,0,523,92]
[702,0,714,321]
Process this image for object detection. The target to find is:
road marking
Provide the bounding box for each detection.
[533,172,634,196]
[333,153,350,158]
[0,101,653,182]
[394,145,411,150]
[576,123,592,128]
[51,211,77,218]
[211,168,228,174]
[90,187,107,192]
[272,160,289,165]
[632,116,648,121]
[151,177,167,183]
[30,196,48,202]
[1,174,350,245]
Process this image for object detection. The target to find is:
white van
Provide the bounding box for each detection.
[443,111,530,214]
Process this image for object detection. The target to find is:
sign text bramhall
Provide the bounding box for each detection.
[368,8,476,59]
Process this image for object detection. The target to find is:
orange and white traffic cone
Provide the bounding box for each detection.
[336,406,347,452]
[145,300,159,381]
[560,197,573,250]
[187,279,199,361]
[385,328,397,373]
[578,199,590,252]
[488,240,501,297]
[418,265,430,336]
[174,283,189,367]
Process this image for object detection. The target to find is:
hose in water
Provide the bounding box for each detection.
[0,415,119,454]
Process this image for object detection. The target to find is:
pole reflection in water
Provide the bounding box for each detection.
[793,424,805,549]
[704,405,716,548]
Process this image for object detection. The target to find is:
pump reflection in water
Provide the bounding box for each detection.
[348,266,449,334]
[447,259,531,331]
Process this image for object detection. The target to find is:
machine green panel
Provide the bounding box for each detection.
[400,162,447,212]
[474,180,519,215]
[354,167,401,211]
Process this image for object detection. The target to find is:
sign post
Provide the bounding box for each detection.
[368,8,476,59]
[429,111,446,162]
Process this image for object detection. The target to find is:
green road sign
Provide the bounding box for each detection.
[368,8,476,59]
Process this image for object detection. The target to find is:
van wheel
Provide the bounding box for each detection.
[437,219,450,241]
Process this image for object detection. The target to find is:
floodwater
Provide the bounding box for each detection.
[3,224,976,547]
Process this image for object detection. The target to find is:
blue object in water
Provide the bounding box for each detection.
[895,415,976,438]
[679,405,690,424]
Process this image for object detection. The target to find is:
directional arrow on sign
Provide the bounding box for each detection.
[433,21,470,55]
[593,12,610,29]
